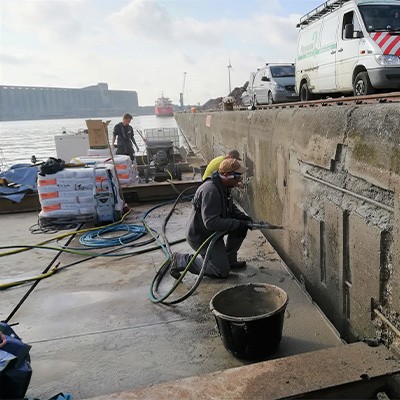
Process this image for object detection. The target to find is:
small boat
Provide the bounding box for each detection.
[0,122,206,215]
[155,94,174,117]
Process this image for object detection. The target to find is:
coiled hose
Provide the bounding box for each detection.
[149,231,222,305]
[78,224,147,248]
[144,184,226,305]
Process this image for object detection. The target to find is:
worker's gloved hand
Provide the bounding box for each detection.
[238,220,250,231]
[240,216,253,230]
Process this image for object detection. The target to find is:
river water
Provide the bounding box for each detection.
[0,115,179,169]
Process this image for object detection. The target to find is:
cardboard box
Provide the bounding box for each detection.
[85,120,111,149]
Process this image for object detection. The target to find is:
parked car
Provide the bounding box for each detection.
[295,0,400,100]
[248,64,299,105]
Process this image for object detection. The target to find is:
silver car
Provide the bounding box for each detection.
[249,63,299,105]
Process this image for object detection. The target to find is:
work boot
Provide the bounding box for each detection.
[168,255,181,279]
[230,261,247,270]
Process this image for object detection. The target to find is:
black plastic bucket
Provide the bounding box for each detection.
[210,283,288,360]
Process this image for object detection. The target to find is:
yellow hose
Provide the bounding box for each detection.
[0,263,60,289]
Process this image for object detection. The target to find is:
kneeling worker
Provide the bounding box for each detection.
[170,158,252,279]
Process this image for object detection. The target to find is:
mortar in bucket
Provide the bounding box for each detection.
[210,283,288,360]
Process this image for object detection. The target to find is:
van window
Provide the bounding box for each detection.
[342,11,362,39]
[270,65,295,77]
[359,5,400,32]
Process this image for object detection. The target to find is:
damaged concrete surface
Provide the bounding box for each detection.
[175,103,400,347]
[1,201,344,399]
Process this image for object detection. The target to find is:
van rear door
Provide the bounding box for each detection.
[253,68,268,104]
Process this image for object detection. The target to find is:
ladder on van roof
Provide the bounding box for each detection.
[298,0,351,27]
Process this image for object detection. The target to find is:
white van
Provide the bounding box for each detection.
[295,0,400,100]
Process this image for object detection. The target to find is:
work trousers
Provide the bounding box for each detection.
[175,227,248,278]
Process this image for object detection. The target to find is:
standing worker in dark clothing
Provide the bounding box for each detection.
[112,113,139,161]
[170,158,253,279]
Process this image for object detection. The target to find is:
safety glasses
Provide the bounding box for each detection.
[233,172,243,180]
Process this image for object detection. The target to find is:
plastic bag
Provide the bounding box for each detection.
[39,157,65,176]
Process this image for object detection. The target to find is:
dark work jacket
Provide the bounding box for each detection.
[114,122,135,159]
[186,172,247,244]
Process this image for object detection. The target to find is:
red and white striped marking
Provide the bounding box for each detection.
[371,32,400,56]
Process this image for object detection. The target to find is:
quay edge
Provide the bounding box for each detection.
[175,104,400,348]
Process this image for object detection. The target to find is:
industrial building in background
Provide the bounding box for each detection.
[0,83,139,121]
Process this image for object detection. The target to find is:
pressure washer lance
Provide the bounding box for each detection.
[247,221,284,230]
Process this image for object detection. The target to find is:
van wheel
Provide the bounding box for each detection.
[300,82,313,101]
[268,92,275,104]
[353,72,375,96]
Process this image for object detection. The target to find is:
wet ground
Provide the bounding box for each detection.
[0,200,359,399]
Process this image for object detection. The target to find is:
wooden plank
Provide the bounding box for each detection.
[123,180,201,203]
[0,192,41,214]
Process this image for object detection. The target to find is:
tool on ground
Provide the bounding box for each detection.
[248,221,284,230]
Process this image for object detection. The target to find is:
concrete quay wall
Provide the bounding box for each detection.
[175,104,400,346]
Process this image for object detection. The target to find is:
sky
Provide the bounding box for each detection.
[1,0,323,107]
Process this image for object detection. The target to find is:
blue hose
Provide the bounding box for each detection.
[79,224,147,248]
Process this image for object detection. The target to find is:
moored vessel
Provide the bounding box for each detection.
[155,94,174,117]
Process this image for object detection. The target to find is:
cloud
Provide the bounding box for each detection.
[109,0,173,41]
[2,1,85,45]
[0,52,31,65]
[0,0,317,106]
[173,17,223,46]
[109,0,225,47]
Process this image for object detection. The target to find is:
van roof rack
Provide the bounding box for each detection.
[265,62,295,65]
[297,0,351,27]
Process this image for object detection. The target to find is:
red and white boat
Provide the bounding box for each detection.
[155,94,174,117]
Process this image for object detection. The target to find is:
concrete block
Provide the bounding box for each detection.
[91,342,400,400]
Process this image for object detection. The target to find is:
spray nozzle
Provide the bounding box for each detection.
[247,221,284,230]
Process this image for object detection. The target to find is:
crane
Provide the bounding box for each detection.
[179,72,187,110]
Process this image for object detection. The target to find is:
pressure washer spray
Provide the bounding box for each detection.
[247,221,284,230]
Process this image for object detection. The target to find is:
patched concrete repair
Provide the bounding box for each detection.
[175,103,400,352]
